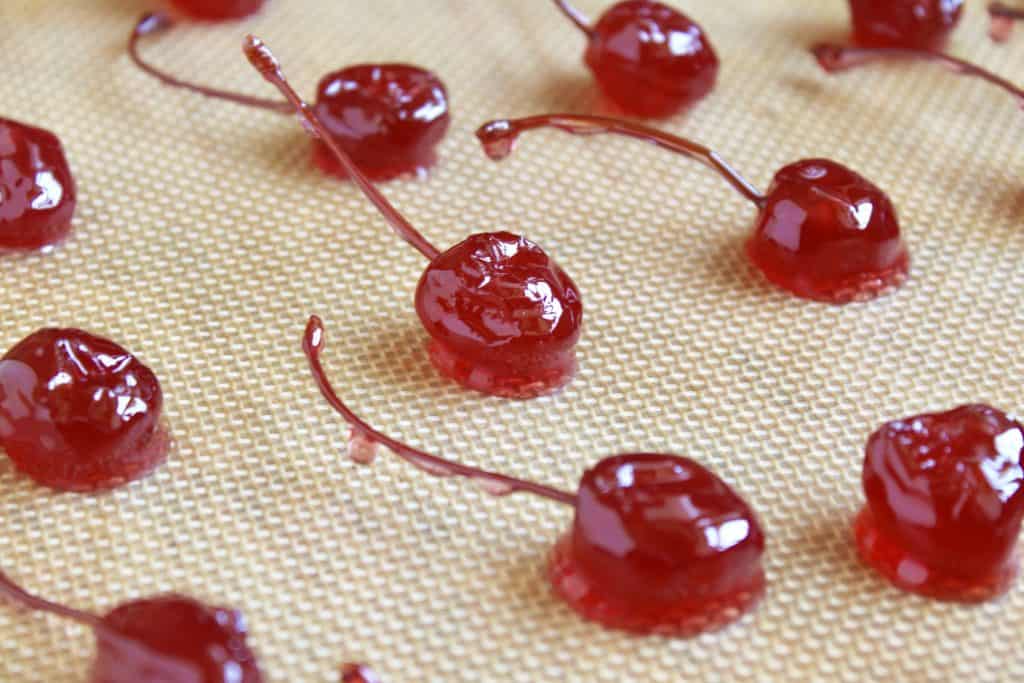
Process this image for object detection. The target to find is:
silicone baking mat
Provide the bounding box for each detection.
[0,0,1022,681]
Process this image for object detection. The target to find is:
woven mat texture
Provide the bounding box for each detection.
[0,0,1022,681]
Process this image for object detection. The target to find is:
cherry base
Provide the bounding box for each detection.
[548,534,765,636]
[426,339,575,399]
[854,507,1020,602]
[313,143,436,182]
[5,424,170,493]
[745,242,910,304]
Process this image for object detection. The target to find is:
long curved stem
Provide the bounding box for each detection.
[811,43,1024,110]
[476,114,767,208]
[0,569,101,628]
[302,316,577,506]
[989,3,1024,42]
[129,13,292,114]
[551,0,594,38]
[242,36,441,261]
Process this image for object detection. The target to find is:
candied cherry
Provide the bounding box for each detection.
[476,114,908,304]
[857,404,1024,601]
[989,3,1024,41]
[847,0,963,49]
[303,316,766,635]
[0,117,76,252]
[342,663,382,683]
[246,37,583,398]
[0,328,168,492]
[551,0,719,118]
[811,43,1024,109]
[129,14,450,181]
[0,569,263,682]
[170,0,265,21]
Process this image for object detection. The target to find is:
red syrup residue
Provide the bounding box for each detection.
[0,328,169,492]
[0,569,263,682]
[244,37,583,399]
[476,115,909,304]
[0,117,76,253]
[169,0,266,21]
[847,0,963,50]
[302,315,766,635]
[551,0,718,118]
[812,43,1024,110]
[857,404,1024,601]
[129,13,450,182]
[989,3,1024,42]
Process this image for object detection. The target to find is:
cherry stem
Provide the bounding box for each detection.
[551,0,595,38]
[302,315,577,506]
[242,36,442,261]
[989,3,1024,42]
[811,43,1024,109]
[129,13,292,114]
[475,114,767,208]
[0,568,102,628]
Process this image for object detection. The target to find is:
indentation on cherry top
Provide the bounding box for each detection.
[129,14,450,182]
[551,0,719,118]
[989,3,1024,42]
[858,404,1024,601]
[0,569,264,682]
[303,317,766,635]
[811,43,1024,111]
[0,328,168,492]
[477,114,909,304]
[170,0,266,21]
[847,0,964,50]
[245,37,583,399]
[0,117,76,253]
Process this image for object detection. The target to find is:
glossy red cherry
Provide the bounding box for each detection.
[848,0,963,49]
[857,404,1024,601]
[552,0,719,118]
[303,317,766,635]
[477,114,909,304]
[129,14,450,182]
[342,663,382,683]
[170,0,265,21]
[0,328,167,492]
[989,3,1024,41]
[0,570,262,682]
[0,117,76,252]
[811,43,1024,111]
[246,37,582,398]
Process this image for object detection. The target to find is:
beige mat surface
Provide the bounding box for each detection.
[0,0,1022,681]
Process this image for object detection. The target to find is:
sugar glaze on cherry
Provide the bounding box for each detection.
[812,43,1024,110]
[0,328,168,492]
[303,315,765,635]
[989,3,1024,41]
[169,0,265,21]
[129,13,450,181]
[477,114,909,304]
[0,568,263,682]
[244,36,583,399]
[847,0,964,50]
[857,404,1024,601]
[550,0,719,118]
[0,117,76,253]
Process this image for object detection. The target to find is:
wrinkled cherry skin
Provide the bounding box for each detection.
[746,159,908,304]
[858,404,1024,601]
[0,329,166,492]
[550,453,765,634]
[313,65,451,181]
[93,594,263,683]
[415,232,583,399]
[0,118,76,252]
[585,1,719,118]
[170,0,266,21]
[849,0,964,49]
